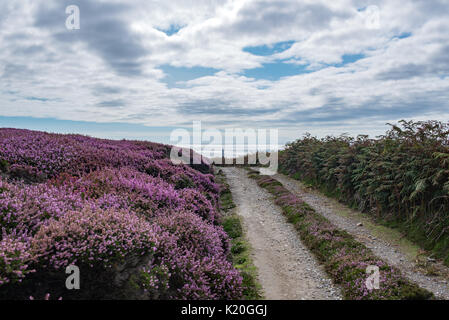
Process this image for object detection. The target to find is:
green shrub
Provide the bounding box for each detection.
[222,216,243,239]
[0,159,9,172]
[279,120,449,265]
[231,241,246,255]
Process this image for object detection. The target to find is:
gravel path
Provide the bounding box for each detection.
[222,167,342,300]
[272,171,449,300]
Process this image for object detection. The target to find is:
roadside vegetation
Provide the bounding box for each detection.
[248,169,433,300]
[279,120,449,265]
[215,169,263,300]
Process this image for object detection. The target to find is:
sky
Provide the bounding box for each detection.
[1,0,449,149]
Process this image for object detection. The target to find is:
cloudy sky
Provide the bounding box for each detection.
[1,0,449,146]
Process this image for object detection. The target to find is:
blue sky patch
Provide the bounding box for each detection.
[396,32,412,39]
[157,24,184,36]
[242,60,311,81]
[333,54,366,67]
[243,41,295,56]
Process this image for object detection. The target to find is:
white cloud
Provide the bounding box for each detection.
[0,0,448,139]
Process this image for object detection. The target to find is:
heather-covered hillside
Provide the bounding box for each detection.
[0,128,242,299]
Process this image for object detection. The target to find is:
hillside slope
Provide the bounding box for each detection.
[0,128,242,300]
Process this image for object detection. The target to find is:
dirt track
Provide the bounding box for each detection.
[222,167,342,300]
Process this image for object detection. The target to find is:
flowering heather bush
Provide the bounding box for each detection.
[179,188,219,223]
[31,207,159,270]
[249,171,433,300]
[0,178,87,235]
[70,167,219,223]
[145,159,219,194]
[155,210,229,259]
[0,128,175,178]
[328,249,422,300]
[0,128,241,300]
[72,168,183,215]
[149,230,242,299]
[0,235,34,286]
